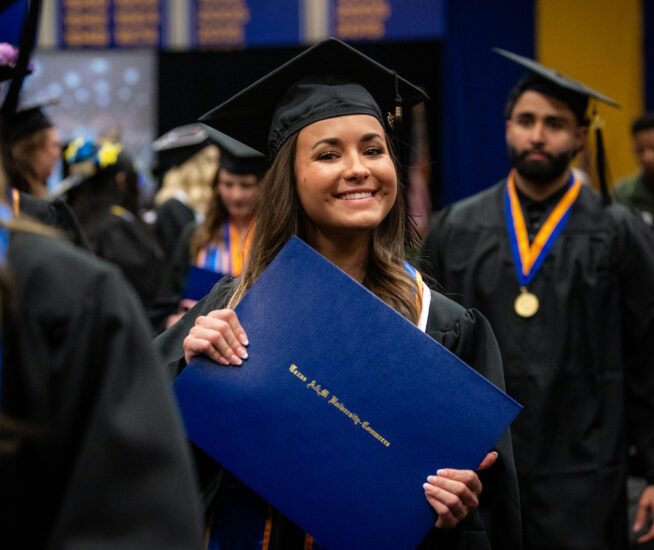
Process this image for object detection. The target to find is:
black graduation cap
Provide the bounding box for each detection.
[495,47,619,205]
[151,123,213,178]
[199,37,429,158]
[202,124,268,176]
[7,98,56,144]
[494,47,619,121]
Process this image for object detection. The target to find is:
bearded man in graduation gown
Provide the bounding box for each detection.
[419,50,654,550]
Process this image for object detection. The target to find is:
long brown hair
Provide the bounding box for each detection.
[189,168,229,261]
[229,131,421,324]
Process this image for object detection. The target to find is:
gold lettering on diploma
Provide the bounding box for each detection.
[288,364,390,448]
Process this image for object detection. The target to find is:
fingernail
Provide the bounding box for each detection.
[239,333,249,346]
[422,483,430,490]
[230,354,243,366]
[427,475,437,483]
[237,346,248,359]
[216,357,230,366]
[491,451,498,457]
[437,469,446,476]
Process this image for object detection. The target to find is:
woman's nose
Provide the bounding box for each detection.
[343,152,370,180]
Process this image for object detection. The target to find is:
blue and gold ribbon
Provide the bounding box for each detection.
[404,261,424,318]
[0,202,12,409]
[196,218,254,277]
[505,169,580,286]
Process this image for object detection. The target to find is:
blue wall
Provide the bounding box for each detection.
[440,0,535,205]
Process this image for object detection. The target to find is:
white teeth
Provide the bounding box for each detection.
[340,192,373,200]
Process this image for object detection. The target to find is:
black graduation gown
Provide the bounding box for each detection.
[418,180,654,550]
[82,206,166,313]
[154,276,522,549]
[13,190,91,250]
[149,222,197,333]
[0,230,204,549]
[154,197,196,262]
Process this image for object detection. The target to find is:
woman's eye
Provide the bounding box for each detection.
[364,147,384,156]
[317,151,338,161]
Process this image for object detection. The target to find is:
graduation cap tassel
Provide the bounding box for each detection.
[393,71,403,128]
[592,111,611,206]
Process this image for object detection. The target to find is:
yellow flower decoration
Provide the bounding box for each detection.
[64,137,85,162]
[97,142,122,169]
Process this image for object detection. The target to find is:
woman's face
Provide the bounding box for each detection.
[294,114,397,241]
[216,168,259,221]
[33,127,62,182]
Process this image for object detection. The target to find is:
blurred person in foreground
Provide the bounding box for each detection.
[0,123,203,548]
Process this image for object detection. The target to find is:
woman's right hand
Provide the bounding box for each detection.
[183,309,249,366]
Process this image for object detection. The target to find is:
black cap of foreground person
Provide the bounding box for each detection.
[199,37,429,159]
[494,47,620,204]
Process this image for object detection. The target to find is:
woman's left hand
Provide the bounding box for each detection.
[423,451,498,529]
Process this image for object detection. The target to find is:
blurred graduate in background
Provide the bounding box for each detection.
[152,124,219,262]
[152,128,267,332]
[60,137,165,314]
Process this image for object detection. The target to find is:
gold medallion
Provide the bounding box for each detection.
[514,287,539,318]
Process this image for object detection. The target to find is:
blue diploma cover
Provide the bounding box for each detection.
[174,236,521,549]
[182,265,224,302]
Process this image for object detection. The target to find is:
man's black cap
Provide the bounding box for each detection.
[495,47,619,123]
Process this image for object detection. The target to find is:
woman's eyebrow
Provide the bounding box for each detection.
[360,132,383,142]
[312,137,341,149]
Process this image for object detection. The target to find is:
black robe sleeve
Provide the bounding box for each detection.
[1,232,204,549]
[417,291,522,550]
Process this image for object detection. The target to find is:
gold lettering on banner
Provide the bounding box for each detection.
[63,0,108,7]
[335,0,390,40]
[195,0,250,46]
[113,0,161,47]
[61,0,161,47]
[288,365,391,448]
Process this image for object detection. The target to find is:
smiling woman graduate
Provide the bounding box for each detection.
[154,38,521,550]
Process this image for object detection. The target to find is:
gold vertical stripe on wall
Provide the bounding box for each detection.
[536,0,643,185]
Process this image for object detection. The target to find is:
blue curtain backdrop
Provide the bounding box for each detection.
[440,0,534,206]
[645,0,654,111]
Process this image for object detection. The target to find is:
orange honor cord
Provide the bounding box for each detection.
[261,505,273,550]
[11,188,20,216]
